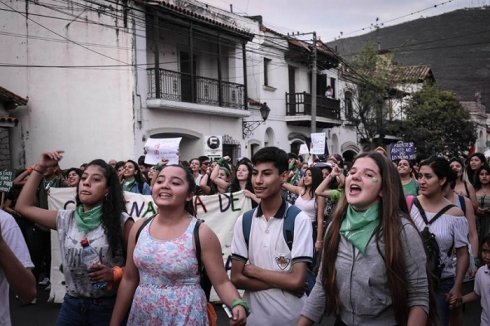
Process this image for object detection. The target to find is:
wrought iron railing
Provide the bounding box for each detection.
[286,92,341,120]
[147,68,245,109]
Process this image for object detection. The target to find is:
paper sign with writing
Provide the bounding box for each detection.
[299,143,310,155]
[0,170,13,192]
[144,137,181,165]
[310,132,326,155]
[390,142,416,160]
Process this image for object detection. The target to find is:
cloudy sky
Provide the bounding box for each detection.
[203,0,487,41]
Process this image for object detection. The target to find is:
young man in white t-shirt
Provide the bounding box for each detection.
[231,147,313,326]
[460,233,490,325]
[0,209,36,325]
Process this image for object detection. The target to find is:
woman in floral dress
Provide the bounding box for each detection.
[111,165,247,326]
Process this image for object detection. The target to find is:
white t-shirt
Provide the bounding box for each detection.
[0,210,34,326]
[56,210,130,298]
[474,264,490,325]
[231,201,313,326]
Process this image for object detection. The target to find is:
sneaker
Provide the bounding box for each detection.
[38,277,50,286]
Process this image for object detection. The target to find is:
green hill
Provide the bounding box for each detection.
[328,7,490,109]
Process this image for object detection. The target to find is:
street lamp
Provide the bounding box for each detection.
[242,102,270,138]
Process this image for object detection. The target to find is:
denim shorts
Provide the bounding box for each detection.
[56,294,116,326]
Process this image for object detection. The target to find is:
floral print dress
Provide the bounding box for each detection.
[128,218,208,326]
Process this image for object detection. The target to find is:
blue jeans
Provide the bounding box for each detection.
[57,294,116,326]
[435,277,455,326]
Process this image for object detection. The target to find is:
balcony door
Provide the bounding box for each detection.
[288,66,296,115]
[180,51,196,103]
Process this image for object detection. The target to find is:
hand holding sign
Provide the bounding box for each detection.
[144,138,182,165]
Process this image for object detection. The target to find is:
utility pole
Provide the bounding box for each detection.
[311,32,317,133]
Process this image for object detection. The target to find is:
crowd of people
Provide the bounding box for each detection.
[0,147,490,325]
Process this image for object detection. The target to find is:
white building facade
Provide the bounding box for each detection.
[1,0,360,168]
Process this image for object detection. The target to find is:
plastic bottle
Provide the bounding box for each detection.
[80,239,107,289]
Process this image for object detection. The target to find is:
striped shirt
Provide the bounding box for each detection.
[410,205,469,279]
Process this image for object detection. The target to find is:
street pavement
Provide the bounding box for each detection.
[10,285,482,325]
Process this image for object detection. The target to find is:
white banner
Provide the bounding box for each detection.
[144,137,181,165]
[310,132,326,155]
[47,188,251,302]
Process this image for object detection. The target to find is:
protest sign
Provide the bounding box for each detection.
[0,170,13,192]
[310,132,326,155]
[299,143,310,155]
[47,188,251,303]
[144,137,181,165]
[390,142,416,161]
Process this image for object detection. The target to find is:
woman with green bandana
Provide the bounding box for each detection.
[122,160,151,195]
[298,151,430,326]
[16,151,134,325]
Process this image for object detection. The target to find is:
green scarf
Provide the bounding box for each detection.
[122,178,135,192]
[75,205,103,233]
[340,202,379,254]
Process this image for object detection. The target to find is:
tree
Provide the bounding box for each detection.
[345,45,403,150]
[402,84,476,159]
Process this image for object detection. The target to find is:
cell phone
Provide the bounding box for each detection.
[222,304,232,319]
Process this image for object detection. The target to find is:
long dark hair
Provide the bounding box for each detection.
[467,152,487,186]
[474,164,490,190]
[231,162,254,193]
[76,159,126,256]
[321,152,414,325]
[303,167,323,197]
[126,159,147,193]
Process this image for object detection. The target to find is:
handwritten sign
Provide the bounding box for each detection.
[299,143,310,155]
[310,132,326,155]
[144,137,181,165]
[0,170,13,192]
[390,142,416,160]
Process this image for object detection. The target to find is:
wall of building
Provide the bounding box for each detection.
[0,0,136,168]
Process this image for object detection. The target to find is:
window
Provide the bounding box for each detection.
[264,58,272,86]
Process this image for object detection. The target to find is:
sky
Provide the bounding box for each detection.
[202,0,488,42]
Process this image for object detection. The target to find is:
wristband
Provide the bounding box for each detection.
[32,166,46,175]
[217,158,227,168]
[231,298,250,316]
[112,266,123,284]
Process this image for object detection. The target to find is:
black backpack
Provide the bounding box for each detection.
[135,216,212,300]
[413,198,455,284]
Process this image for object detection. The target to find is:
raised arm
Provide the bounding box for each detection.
[199,167,213,195]
[15,151,63,230]
[315,166,340,198]
[210,164,230,190]
[281,181,303,196]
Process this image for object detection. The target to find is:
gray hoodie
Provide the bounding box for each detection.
[301,218,429,325]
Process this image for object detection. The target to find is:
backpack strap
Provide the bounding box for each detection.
[242,208,256,249]
[458,195,466,216]
[135,214,157,243]
[194,219,203,274]
[413,198,456,225]
[283,205,302,251]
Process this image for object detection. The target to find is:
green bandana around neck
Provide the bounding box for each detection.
[122,178,135,192]
[75,204,103,233]
[340,202,380,254]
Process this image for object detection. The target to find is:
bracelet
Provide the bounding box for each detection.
[112,266,123,284]
[231,298,250,316]
[32,166,46,175]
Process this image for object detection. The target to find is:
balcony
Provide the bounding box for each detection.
[285,92,341,127]
[147,68,245,110]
